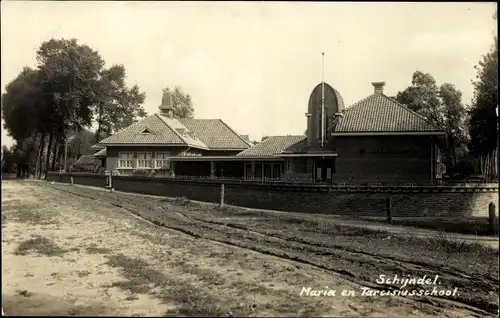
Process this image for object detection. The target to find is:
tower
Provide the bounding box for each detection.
[305,83,344,150]
[159,90,174,118]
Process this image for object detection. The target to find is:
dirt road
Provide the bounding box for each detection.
[2,181,498,317]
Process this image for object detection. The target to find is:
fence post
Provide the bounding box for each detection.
[109,171,114,192]
[386,197,392,224]
[220,184,225,207]
[70,176,74,185]
[105,170,114,192]
[489,202,496,234]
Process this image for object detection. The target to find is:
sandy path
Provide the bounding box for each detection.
[1,181,481,317]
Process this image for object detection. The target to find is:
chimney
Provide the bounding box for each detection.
[372,82,386,95]
[159,91,174,118]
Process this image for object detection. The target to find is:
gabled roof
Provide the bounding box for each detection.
[99,114,188,145]
[90,144,105,151]
[237,136,306,157]
[93,148,106,157]
[98,114,251,151]
[180,119,253,149]
[333,93,443,133]
[75,155,97,166]
[157,115,208,149]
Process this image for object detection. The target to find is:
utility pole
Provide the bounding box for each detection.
[321,52,325,148]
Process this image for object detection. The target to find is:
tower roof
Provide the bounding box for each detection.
[159,91,174,111]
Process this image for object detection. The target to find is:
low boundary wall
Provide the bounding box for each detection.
[47,172,499,218]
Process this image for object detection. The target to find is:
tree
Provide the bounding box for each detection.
[396,71,469,169]
[468,35,498,179]
[93,65,147,142]
[35,38,105,178]
[1,67,42,142]
[1,145,14,173]
[2,38,147,178]
[1,67,45,177]
[438,83,468,166]
[395,71,443,128]
[162,86,194,119]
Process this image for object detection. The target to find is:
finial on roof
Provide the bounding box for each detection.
[159,90,174,117]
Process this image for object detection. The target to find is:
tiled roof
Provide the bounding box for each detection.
[93,148,106,157]
[75,155,97,166]
[98,114,251,151]
[90,144,105,151]
[237,136,306,156]
[180,119,252,150]
[334,94,442,133]
[99,114,187,145]
[157,115,208,149]
[282,138,308,153]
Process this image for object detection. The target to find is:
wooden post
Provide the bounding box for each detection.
[220,184,225,207]
[489,202,496,234]
[109,172,113,192]
[210,161,215,178]
[70,176,74,185]
[386,197,392,224]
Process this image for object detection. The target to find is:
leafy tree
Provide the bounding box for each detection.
[1,145,14,173]
[2,38,148,178]
[396,71,443,128]
[1,67,42,142]
[162,86,194,119]
[468,35,498,179]
[396,71,469,168]
[438,83,468,166]
[35,38,105,178]
[93,65,147,142]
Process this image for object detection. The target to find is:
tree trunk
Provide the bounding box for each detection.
[96,104,104,143]
[44,133,54,179]
[51,143,60,171]
[35,132,45,179]
[38,134,47,179]
[58,150,64,171]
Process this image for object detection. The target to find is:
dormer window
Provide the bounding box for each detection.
[141,128,153,134]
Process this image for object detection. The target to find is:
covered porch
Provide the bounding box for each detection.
[167,156,284,180]
[278,153,338,182]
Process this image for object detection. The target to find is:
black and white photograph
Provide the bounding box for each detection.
[1,1,498,317]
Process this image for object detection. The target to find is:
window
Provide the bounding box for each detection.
[118,152,134,168]
[137,152,153,168]
[285,159,293,172]
[155,152,170,169]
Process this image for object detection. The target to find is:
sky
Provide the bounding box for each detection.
[1,1,497,148]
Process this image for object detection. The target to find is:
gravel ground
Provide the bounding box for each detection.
[2,180,497,317]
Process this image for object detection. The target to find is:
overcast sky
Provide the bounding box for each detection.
[1,1,497,147]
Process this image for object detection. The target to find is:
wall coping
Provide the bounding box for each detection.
[48,172,499,193]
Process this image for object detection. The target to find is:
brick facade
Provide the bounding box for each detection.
[48,172,498,218]
[332,135,436,182]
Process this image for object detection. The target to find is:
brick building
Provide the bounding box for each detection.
[95,81,447,183]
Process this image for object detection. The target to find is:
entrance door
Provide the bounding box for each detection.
[314,159,335,182]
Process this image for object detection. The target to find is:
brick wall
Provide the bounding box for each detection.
[333,135,434,182]
[47,172,498,218]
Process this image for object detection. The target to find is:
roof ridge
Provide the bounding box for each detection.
[381,94,439,129]
[217,119,253,147]
[154,114,190,146]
